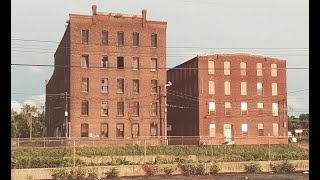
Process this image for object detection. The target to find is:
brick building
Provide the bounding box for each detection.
[166,54,288,145]
[45,5,167,141]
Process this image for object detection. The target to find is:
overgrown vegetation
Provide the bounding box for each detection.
[244,163,262,173]
[142,165,158,176]
[163,166,174,176]
[209,163,220,174]
[271,161,296,173]
[179,164,206,176]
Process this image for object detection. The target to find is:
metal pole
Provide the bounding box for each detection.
[268,133,271,163]
[73,140,76,167]
[144,138,146,164]
[159,86,162,138]
[30,114,32,140]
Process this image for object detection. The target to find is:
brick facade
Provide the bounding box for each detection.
[45,6,167,141]
[167,54,288,145]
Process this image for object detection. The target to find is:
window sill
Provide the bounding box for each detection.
[150,115,158,117]
[116,68,124,70]
[100,68,108,70]
[151,93,158,95]
[101,92,108,94]
[117,45,124,47]
[81,67,89,69]
[132,46,139,48]
[116,92,124,94]
[81,115,89,117]
[132,115,139,117]
[150,47,157,49]
[81,91,89,93]
[101,115,108,117]
[150,70,157,72]
[132,69,139,71]
[116,115,124,117]
[116,137,124,139]
[132,92,139,95]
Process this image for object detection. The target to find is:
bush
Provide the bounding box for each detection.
[142,165,158,176]
[271,161,296,173]
[86,168,98,179]
[68,167,87,179]
[163,166,174,176]
[179,164,197,176]
[50,168,69,180]
[105,168,120,178]
[244,163,262,173]
[196,164,206,175]
[209,163,220,174]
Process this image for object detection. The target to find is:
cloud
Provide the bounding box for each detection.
[11,101,23,113]
[28,66,46,75]
[11,94,45,113]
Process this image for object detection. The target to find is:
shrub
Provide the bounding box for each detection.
[50,168,69,180]
[142,165,158,176]
[105,168,120,178]
[163,166,174,176]
[244,163,262,173]
[196,164,206,175]
[68,166,87,179]
[271,161,296,173]
[209,163,220,174]
[179,164,197,176]
[86,168,98,179]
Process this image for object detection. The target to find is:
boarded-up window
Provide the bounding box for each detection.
[150,123,158,136]
[101,78,108,93]
[257,102,263,116]
[132,57,139,70]
[133,32,139,47]
[151,33,157,47]
[209,124,216,137]
[258,123,264,136]
[257,63,262,76]
[241,82,247,95]
[101,123,108,138]
[209,101,216,115]
[132,101,139,116]
[257,82,263,96]
[241,102,248,115]
[209,80,215,95]
[272,103,278,116]
[208,60,214,74]
[242,124,248,136]
[117,56,124,69]
[151,103,158,116]
[151,80,158,94]
[272,83,277,96]
[271,64,277,77]
[224,61,230,75]
[82,30,88,44]
[116,123,124,138]
[81,77,89,92]
[117,32,124,46]
[101,102,108,116]
[81,100,88,116]
[151,58,157,71]
[132,124,139,137]
[225,81,231,95]
[81,123,89,137]
[101,56,108,69]
[117,101,124,116]
[102,31,108,45]
[225,102,231,116]
[133,80,139,94]
[117,79,124,93]
[240,62,246,76]
[273,123,279,137]
[81,55,89,68]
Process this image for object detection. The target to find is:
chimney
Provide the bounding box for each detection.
[142,9,147,27]
[92,5,97,15]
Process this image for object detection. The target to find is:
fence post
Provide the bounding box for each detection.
[144,138,147,165]
[73,140,76,167]
[182,136,184,146]
[44,138,46,148]
[17,138,19,147]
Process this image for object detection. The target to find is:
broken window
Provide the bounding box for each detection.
[81,123,89,137]
[241,82,247,95]
[81,100,88,116]
[102,31,108,45]
[224,61,230,75]
[272,83,278,96]
[133,80,139,94]
[272,102,278,116]
[101,78,108,93]
[224,81,231,95]
[151,58,157,71]
[209,80,215,95]
[242,124,248,136]
[82,30,88,44]
[150,123,158,136]
[151,80,158,94]
[117,101,124,116]
[151,33,157,47]
[101,102,108,116]
[101,56,108,69]
[209,124,216,137]
[240,62,246,76]
[133,32,139,46]
[151,102,158,116]
[117,56,124,69]
[132,57,139,70]
[116,123,124,138]
[257,63,263,76]
[117,31,124,46]
[132,101,139,116]
[81,77,89,92]
[132,123,139,137]
[117,79,124,93]
[257,82,263,96]
[208,101,216,115]
[81,55,89,68]
[271,64,277,77]
[101,123,108,138]
[257,102,263,116]
[258,123,264,136]
[225,102,231,116]
[208,60,214,74]
[241,102,248,115]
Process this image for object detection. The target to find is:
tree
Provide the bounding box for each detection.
[299,114,309,121]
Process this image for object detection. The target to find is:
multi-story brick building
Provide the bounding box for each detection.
[166,54,288,145]
[45,5,167,141]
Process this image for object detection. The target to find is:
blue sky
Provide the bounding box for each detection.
[11,0,309,116]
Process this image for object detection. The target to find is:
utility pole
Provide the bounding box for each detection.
[159,86,162,137]
[42,106,45,137]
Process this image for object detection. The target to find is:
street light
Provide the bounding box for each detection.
[164,81,172,145]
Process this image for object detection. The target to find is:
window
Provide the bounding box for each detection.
[132,57,139,70]
[225,102,231,116]
[208,60,214,74]
[81,77,89,92]
[209,80,215,95]
[272,83,277,96]
[132,124,139,137]
[242,124,248,136]
[151,58,157,71]
[117,101,124,116]
[82,30,88,44]
[133,32,139,46]
[117,32,124,46]
[102,31,108,45]
[208,101,216,115]
[151,80,158,94]
[101,123,108,138]
[271,64,277,77]
[81,55,89,68]
[81,123,89,137]
[258,123,264,136]
[272,103,278,116]
[101,56,108,69]
[273,123,279,137]
[257,63,262,76]
[241,82,247,95]
[241,102,248,115]
[240,62,246,76]
[209,124,216,137]
[257,82,263,96]
[132,102,139,116]
[117,79,124,93]
[151,102,158,116]
[133,80,139,94]
[151,33,157,47]
[101,102,108,116]
[257,102,263,116]
[117,56,124,69]
[101,78,108,93]
[81,100,88,116]
[224,81,231,95]
[150,123,158,136]
[116,123,124,138]
[224,61,230,75]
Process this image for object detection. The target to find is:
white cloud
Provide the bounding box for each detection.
[11,101,23,113]
[28,66,46,75]
[11,94,45,113]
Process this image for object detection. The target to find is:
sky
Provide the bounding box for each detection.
[11,0,309,117]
